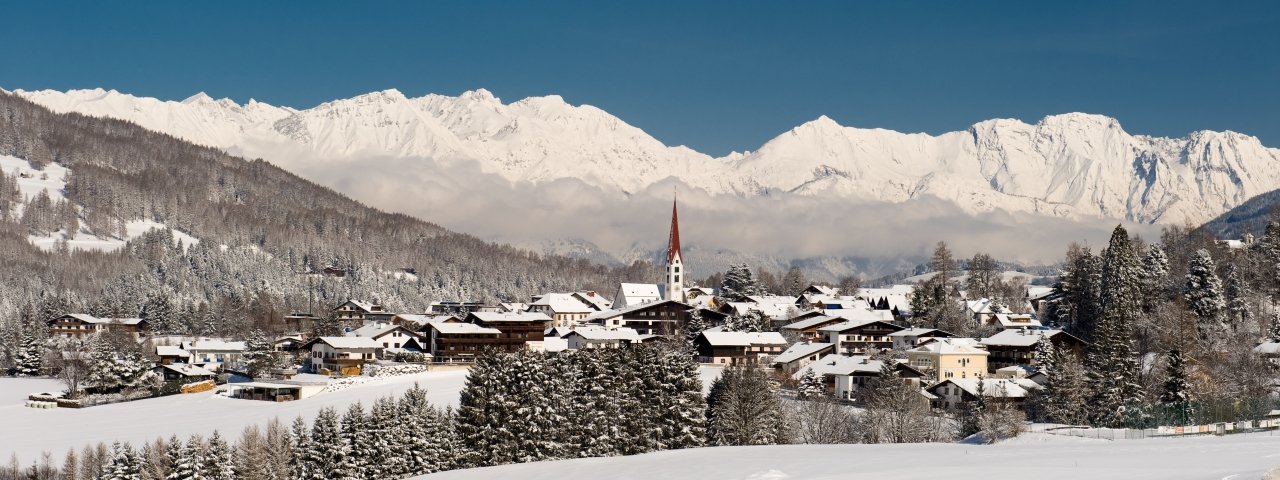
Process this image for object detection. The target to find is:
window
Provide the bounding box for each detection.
[675,266,680,273]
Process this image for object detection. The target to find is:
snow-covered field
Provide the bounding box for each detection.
[415,432,1280,480]
[0,366,725,462]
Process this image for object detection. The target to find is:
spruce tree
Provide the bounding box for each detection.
[398,383,447,474]
[166,436,204,480]
[1183,248,1226,336]
[1160,349,1194,426]
[656,346,707,449]
[242,329,276,379]
[706,366,787,446]
[1086,225,1145,428]
[338,402,370,479]
[1222,263,1252,332]
[103,442,141,480]
[684,309,706,353]
[13,326,42,376]
[288,417,310,480]
[1044,351,1090,425]
[1139,244,1170,312]
[202,432,233,480]
[1270,311,1280,342]
[305,407,343,480]
[797,368,825,399]
[1032,335,1056,372]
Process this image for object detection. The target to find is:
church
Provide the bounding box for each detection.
[613,197,696,308]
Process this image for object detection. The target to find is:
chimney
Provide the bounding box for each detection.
[587,291,596,297]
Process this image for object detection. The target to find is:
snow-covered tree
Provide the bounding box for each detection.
[859,361,937,443]
[13,326,42,376]
[1183,248,1226,337]
[166,435,204,480]
[1086,225,1145,428]
[683,309,706,353]
[1160,349,1194,425]
[723,310,770,333]
[1269,311,1280,342]
[1139,244,1170,311]
[706,365,788,445]
[1043,351,1090,425]
[720,264,761,300]
[241,329,276,379]
[1032,335,1056,371]
[303,407,343,479]
[797,368,826,399]
[288,417,310,480]
[1222,263,1252,332]
[102,441,141,480]
[202,431,234,480]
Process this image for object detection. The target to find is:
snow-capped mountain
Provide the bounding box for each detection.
[11,87,1280,225]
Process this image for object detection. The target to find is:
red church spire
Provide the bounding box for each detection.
[667,195,682,264]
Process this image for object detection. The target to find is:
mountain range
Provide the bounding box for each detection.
[13,87,1280,226]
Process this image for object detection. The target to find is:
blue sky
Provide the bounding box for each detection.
[4,1,1278,155]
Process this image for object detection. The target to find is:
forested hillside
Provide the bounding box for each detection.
[0,91,657,351]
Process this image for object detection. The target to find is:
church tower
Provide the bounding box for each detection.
[665,196,685,302]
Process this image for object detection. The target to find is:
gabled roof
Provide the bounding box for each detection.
[794,354,917,379]
[186,339,246,352]
[930,378,1041,399]
[156,363,216,377]
[980,329,1082,348]
[780,315,847,331]
[529,293,595,314]
[572,292,613,311]
[773,342,835,365]
[566,327,640,342]
[347,323,416,340]
[699,331,787,347]
[909,338,988,356]
[965,298,1013,315]
[310,336,381,349]
[429,322,501,335]
[58,313,102,324]
[989,313,1043,329]
[336,299,378,312]
[616,283,663,307]
[156,345,190,357]
[1254,341,1280,355]
[469,311,552,323]
[817,318,904,334]
[888,327,954,338]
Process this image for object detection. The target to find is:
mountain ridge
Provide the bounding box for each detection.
[11,86,1280,227]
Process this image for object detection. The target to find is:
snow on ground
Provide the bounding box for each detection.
[27,219,201,252]
[1,366,724,462]
[0,371,465,462]
[415,432,1280,480]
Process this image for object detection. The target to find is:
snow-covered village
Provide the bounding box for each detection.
[5,2,1280,480]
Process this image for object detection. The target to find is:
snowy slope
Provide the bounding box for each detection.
[13,88,1280,225]
[413,434,1280,480]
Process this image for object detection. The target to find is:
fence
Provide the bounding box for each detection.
[1027,419,1280,440]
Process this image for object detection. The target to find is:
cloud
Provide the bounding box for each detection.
[251,147,1160,280]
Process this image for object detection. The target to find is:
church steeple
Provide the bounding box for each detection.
[665,195,684,302]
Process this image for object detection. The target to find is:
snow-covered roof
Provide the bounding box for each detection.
[816,315,901,334]
[530,293,595,314]
[157,363,215,377]
[572,292,613,311]
[566,328,640,341]
[965,298,1013,315]
[543,336,568,352]
[909,338,988,356]
[772,342,834,365]
[780,315,846,331]
[470,311,552,323]
[156,345,189,357]
[935,378,1041,399]
[980,329,1069,348]
[1254,341,1280,355]
[61,313,102,323]
[186,339,246,352]
[795,354,899,379]
[338,300,378,312]
[346,323,414,340]
[393,313,454,326]
[429,323,501,335]
[499,302,529,313]
[314,336,381,349]
[700,331,787,347]
[888,327,952,338]
[989,313,1042,329]
[616,283,663,307]
[1027,286,1055,301]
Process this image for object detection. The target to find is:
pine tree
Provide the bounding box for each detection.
[1160,349,1194,425]
[242,329,276,379]
[706,366,787,446]
[305,407,344,479]
[201,432,233,480]
[1269,311,1280,342]
[1086,225,1145,428]
[721,264,761,300]
[1043,351,1090,425]
[1183,248,1226,337]
[684,309,706,353]
[102,442,141,480]
[454,351,507,467]
[338,402,369,479]
[166,435,204,480]
[1032,335,1056,371]
[363,396,399,479]
[288,417,310,480]
[13,326,42,376]
[1223,263,1252,332]
[797,368,826,399]
[1139,244,1170,312]
[656,346,707,449]
[397,383,447,474]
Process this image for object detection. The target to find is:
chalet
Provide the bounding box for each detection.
[394,314,458,331]
[888,328,955,350]
[499,302,529,313]
[467,311,551,352]
[155,345,192,365]
[780,315,849,342]
[153,363,216,384]
[584,299,693,336]
[1255,341,1280,366]
[802,285,839,296]
[797,354,925,402]
[346,324,422,353]
[528,293,597,327]
[694,331,787,365]
[771,341,835,375]
[906,338,988,382]
[423,322,503,361]
[564,327,641,349]
[926,377,1042,410]
[818,318,904,355]
[273,335,305,353]
[979,328,1086,372]
[186,339,247,371]
[47,314,147,340]
[684,287,719,309]
[964,298,1013,325]
[986,313,1043,330]
[615,283,664,307]
[333,300,390,326]
[571,291,613,311]
[427,301,496,315]
[305,336,381,375]
[321,266,347,277]
[282,312,320,333]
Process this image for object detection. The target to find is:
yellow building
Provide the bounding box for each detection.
[906,338,989,383]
